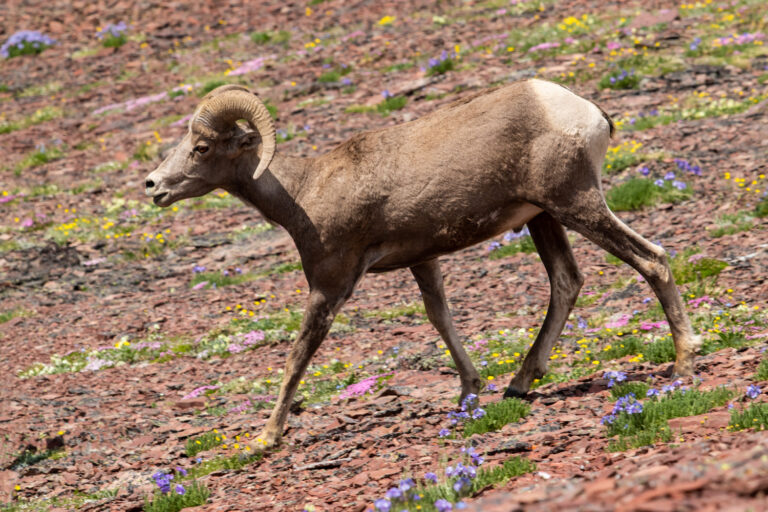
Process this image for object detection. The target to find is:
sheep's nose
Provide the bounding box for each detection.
[145,179,155,189]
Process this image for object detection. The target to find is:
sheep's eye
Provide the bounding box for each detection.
[194,145,209,154]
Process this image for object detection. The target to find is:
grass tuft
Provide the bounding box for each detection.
[463,398,530,437]
[606,178,691,212]
[143,480,209,512]
[730,403,768,431]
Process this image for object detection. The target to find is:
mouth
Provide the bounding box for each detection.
[153,192,170,206]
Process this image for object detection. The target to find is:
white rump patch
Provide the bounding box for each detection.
[529,79,610,168]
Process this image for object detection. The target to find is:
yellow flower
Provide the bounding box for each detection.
[378,15,396,25]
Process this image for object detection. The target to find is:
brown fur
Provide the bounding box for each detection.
[145,80,700,450]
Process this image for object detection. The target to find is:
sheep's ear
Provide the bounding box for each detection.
[226,132,262,158]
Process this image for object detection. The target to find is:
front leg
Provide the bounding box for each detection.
[254,281,357,449]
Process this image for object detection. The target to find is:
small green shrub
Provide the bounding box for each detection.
[599,68,640,90]
[755,196,768,218]
[185,431,224,457]
[488,236,536,259]
[143,480,209,512]
[610,381,650,400]
[198,79,230,97]
[606,178,691,212]
[670,251,727,284]
[463,398,530,437]
[730,403,768,431]
[377,95,407,115]
[756,358,768,381]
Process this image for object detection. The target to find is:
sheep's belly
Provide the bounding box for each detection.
[368,202,542,272]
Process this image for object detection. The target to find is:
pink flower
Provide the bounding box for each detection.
[339,373,393,400]
[182,385,219,400]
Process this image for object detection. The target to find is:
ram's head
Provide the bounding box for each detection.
[144,85,276,207]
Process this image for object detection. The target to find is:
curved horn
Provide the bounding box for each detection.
[192,88,276,179]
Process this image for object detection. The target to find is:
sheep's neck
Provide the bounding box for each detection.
[226,153,312,236]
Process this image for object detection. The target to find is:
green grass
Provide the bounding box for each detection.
[462,398,530,437]
[708,211,755,237]
[7,447,65,471]
[190,271,258,289]
[700,330,750,355]
[143,480,209,512]
[755,196,768,218]
[609,381,650,400]
[197,79,230,97]
[250,29,291,46]
[0,106,62,134]
[0,308,30,324]
[607,424,672,452]
[606,386,735,438]
[730,403,768,432]
[0,489,118,512]
[488,236,536,259]
[606,178,692,212]
[377,95,408,115]
[598,69,640,90]
[409,456,536,511]
[426,57,455,76]
[755,358,768,381]
[13,146,65,175]
[185,431,224,457]
[183,452,262,480]
[669,250,727,285]
[363,301,426,321]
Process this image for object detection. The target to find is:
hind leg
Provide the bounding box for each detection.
[548,191,700,376]
[504,212,584,398]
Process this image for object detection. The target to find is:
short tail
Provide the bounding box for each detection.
[597,105,615,139]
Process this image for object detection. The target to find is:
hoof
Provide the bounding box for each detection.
[504,386,527,399]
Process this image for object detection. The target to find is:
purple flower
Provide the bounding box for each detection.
[175,484,186,495]
[747,385,761,399]
[399,478,415,493]
[654,179,665,187]
[175,467,188,476]
[626,401,643,414]
[664,171,676,181]
[425,472,438,484]
[639,166,650,176]
[385,488,402,500]
[646,388,659,397]
[487,383,497,391]
[435,499,453,512]
[193,265,206,273]
[453,477,471,493]
[487,241,502,251]
[381,90,392,99]
[375,498,391,512]
[672,180,687,190]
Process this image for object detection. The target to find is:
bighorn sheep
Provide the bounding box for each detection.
[145,80,701,449]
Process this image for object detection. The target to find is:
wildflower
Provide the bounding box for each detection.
[487,240,502,251]
[471,407,486,419]
[672,180,687,190]
[664,171,676,181]
[175,484,186,495]
[626,401,643,414]
[639,166,650,176]
[646,388,659,397]
[746,385,761,399]
[425,471,438,483]
[375,498,391,512]
[487,382,497,391]
[604,370,627,388]
[193,265,206,273]
[385,487,403,500]
[1,30,55,58]
[381,89,392,99]
[176,467,188,476]
[654,179,665,187]
[435,498,453,511]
